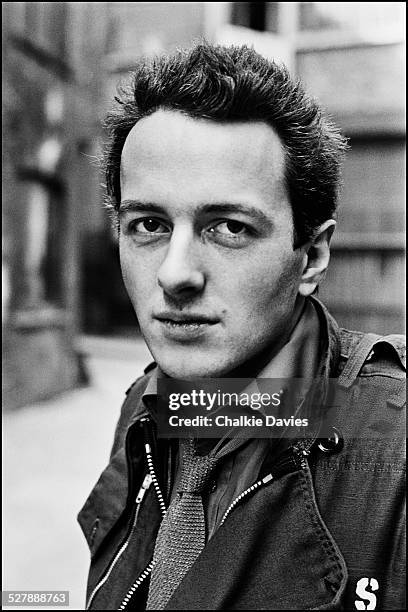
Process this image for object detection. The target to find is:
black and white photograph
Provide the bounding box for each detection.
[2,2,406,610]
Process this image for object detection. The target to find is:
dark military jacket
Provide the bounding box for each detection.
[78,298,405,610]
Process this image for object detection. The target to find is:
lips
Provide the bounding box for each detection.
[154,311,219,325]
[153,311,219,340]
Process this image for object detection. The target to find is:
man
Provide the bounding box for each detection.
[78,43,405,610]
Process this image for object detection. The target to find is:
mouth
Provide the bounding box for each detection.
[153,311,219,337]
[154,312,219,325]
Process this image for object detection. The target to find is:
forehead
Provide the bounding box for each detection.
[120,109,288,213]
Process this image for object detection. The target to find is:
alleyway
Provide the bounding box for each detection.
[3,336,152,610]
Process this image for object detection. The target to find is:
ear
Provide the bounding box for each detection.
[298,220,336,297]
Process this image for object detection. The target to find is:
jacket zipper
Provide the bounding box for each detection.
[118,436,167,611]
[118,560,156,611]
[85,474,152,610]
[144,442,167,516]
[220,444,309,526]
[220,473,273,526]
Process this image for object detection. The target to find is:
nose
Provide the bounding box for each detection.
[157,225,205,299]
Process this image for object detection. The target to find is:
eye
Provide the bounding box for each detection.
[210,220,247,236]
[206,219,255,248]
[128,218,170,234]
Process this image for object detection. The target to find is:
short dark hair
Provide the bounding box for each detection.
[104,41,348,246]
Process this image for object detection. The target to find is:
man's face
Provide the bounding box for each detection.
[119,109,305,378]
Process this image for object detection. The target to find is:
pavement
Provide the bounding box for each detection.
[2,336,153,611]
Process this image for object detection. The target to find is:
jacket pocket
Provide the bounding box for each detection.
[299,463,349,610]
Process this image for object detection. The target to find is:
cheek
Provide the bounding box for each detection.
[230,249,303,313]
[119,246,135,292]
[119,244,151,302]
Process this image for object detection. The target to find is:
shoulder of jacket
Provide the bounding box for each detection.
[337,329,405,409]
[339,328,406,373]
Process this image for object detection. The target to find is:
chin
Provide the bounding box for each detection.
[150,348,229,380]
[157,361,222,380]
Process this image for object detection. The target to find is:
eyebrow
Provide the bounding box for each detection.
[119,200,167,216]
[119,200,274,228]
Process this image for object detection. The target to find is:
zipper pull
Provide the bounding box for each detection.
[136,474,152,504]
